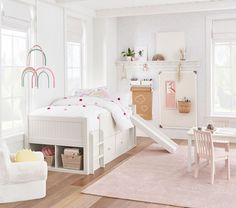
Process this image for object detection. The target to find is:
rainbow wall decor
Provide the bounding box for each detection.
[21,45,55,88]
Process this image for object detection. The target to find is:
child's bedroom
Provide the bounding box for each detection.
[1,0,236,207]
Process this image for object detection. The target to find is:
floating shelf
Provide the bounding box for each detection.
[116,60,200,69]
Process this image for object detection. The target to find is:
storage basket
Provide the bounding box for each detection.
[178,101,191,113]
[61,154,83,170]
[44,155,54,166]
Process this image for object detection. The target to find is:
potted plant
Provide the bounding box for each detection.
[121,48,135,61]
[178,97,191,113]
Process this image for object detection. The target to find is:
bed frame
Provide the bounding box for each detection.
[27,111,136,174]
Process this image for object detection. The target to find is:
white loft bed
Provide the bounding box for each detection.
[27,98,136,175]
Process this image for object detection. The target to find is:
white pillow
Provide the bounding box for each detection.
[110,91,132,107]
[74,87,110,98]
[74,88,94,97]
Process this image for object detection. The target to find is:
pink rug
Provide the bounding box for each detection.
[83,144,236,208]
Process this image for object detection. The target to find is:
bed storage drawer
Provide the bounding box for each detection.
[116,131,128,155]
[104,136,116,163]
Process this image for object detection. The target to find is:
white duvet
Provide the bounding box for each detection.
[30,96,133,131]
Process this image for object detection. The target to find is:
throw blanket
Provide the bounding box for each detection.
[50,96,134,131]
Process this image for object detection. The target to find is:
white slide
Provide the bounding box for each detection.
[131,114,178,153]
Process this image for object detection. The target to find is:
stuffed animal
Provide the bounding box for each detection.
[42,146,55,156]
[15,149,37,162]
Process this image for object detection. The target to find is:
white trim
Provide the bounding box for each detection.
[64,6,94,20]
[96,1,236,18]
[18,0,95,18]
[0,0,2,140]
[206,13,236,21]
[206,15,213,118]
[63,8,67,96]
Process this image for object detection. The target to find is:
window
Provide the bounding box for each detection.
[212,41,236,115]
[66,16,83,95]
[210,16,236,116]
[1,28,28,136]
[67,42,82,94]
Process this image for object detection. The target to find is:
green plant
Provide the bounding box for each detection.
[121,48,135,57]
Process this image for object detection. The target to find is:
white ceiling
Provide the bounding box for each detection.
[57,0,223,10]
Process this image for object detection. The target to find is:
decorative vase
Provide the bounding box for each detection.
[126,56,132,61]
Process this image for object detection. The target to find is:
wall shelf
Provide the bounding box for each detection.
[116,60,200,69]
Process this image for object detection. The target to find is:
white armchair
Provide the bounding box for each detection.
[0,141,48,203]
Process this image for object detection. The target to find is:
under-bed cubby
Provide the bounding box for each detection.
[29,143,85,174]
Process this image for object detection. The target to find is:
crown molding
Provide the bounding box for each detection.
[96,1,236,18]
[18,0,96,17]
[60,2,96,17]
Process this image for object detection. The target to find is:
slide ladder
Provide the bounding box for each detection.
[131,114,178,153]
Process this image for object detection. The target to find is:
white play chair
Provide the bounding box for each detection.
[193,130,230,184]
[0,141,48,203]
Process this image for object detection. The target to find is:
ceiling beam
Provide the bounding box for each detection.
[96,0,236,17]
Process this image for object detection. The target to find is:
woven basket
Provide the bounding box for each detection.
[178,101,191,113]
[44,155,54,166]
[61,154,83,170]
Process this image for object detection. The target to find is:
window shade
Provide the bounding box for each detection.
[67,16,83,43]
[2,0,31,30]
[212,19,236,40]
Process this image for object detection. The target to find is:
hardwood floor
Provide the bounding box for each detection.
[0,138,186,208]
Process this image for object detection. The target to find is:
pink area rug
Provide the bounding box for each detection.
[83,144,236,208]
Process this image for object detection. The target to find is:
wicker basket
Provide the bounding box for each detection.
[44,155,54,166]
[61,154,83,170]
[178,101,191,113]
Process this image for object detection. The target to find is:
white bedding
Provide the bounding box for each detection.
[30,96,133,131]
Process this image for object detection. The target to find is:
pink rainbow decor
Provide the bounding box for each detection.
[21,67,37,88]
[36,67,56,88]
[26,45,47,66]
[21,45,55,88]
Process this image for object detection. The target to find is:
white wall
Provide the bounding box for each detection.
[115,10,236,138]
[31,1,65,110]
[106,18,118,92]
[92,17,117,90]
